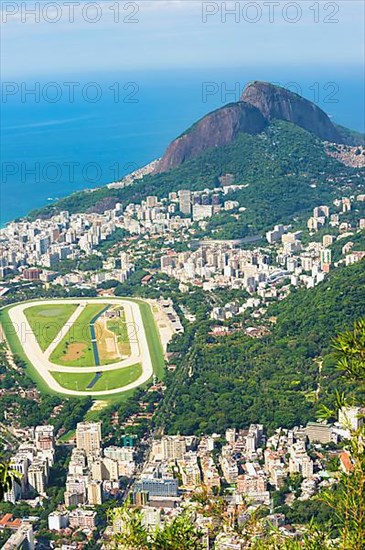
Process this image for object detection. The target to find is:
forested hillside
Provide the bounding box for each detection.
[157,260,365,435]
[29,121,362,237]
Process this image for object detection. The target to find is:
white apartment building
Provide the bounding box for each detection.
[76,422,102,454]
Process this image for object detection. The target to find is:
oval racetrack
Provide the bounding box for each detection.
[7,298,154,396]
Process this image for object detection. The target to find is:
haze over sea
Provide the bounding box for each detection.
[1,67,364,226]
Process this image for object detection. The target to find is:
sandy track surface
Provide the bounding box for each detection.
[7,299,153,397]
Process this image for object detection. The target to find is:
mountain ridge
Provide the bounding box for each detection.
[155,81,354,173]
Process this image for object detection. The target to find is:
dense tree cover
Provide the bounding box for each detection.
[329,229,365,262]
[52,254,103,274]
[1,283,97,307]
[0,529,11,546]
[276,499,333,526]
[98,390,144,443]
[113,270,150,297]
[335,123,365,146]
[204,212,252,240]
[0,354,91,432]
[0,348,32,392]
[0,391,92,433]
[47,446,70,490]
[28,122,363,238]
[96,386,165,446]
[156,261,365,435]
[96,227,129,254]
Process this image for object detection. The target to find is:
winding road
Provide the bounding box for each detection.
[7,298,154,397]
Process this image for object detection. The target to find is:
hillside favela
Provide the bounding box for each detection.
[1,2,365,550]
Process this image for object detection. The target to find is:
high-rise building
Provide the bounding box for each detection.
[104,446,134,462]
[320,249,332,272]
[225,428,236,445]
[237,473,267,494]
[134,478,178,497]
[266,225,286,243]
[28,460,48,495]
[313,205,329,218]
[87,481,103,505]
[102,458,119,481]
[178,190,192,216]
[5,454,29,502]
[22,268,42,281]
[146,196,158,207]
[305,422,332,444]
[323,234,335,247]
[48,511,69,531]
[64,491,85,507]
[152,436,187,461]
[76,422,102,454]
[211,193,221,206]
[192,205,213,221]
[4,480,21,504]
[342,198,351,212]
[289,442,313,478]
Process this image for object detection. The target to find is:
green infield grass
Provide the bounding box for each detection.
[24,303,79,351]
[132,298,165,380]
[52,363,142,392]
[50,303,107,367]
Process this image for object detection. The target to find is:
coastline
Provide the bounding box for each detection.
[0,158,160,230]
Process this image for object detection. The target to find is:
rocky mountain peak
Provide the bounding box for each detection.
[241,81,343,143]
[155,80,347,173]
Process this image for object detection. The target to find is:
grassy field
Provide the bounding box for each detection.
[52,363,142,392]
[50,303,107,367]
[58,429,76,442]
[132,298,165,380]
[24,303,79,351]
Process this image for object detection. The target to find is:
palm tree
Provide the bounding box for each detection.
[0,462,22,501]
[109,504,204,550]
[108,503,150,550]
[333,318,365,379]
[154,513,204,550]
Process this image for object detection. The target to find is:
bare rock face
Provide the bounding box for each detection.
[241,81,343,143]
[154,102,266,173]
[155,81,346,173]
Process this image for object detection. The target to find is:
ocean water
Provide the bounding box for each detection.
[1,67,364,225]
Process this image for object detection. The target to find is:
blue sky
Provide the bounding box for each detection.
[1,0,364,77]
